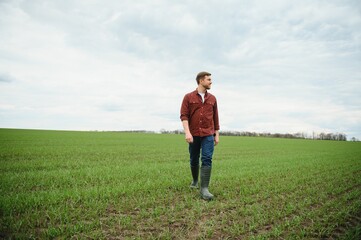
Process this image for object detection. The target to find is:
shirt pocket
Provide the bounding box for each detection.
[189,101,201,114]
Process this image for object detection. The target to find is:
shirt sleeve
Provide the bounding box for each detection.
[213,99,220,130]
[180,94,189,121]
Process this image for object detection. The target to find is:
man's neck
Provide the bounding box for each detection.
[197,85,207,93]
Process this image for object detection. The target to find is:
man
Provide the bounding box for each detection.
[180,71,220,200]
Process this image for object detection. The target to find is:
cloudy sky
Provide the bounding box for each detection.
[1,0,360,139]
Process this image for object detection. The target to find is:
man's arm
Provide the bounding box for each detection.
[214,130,219,146]
[213,99,220,146]
[180,94,193,143]
[182,120,193,143]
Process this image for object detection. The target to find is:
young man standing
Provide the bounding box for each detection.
[180,71,220,200]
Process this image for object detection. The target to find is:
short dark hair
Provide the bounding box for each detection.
[196,71,211,84]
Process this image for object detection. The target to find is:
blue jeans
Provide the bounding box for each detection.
[189,135,214,167]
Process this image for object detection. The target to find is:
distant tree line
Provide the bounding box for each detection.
[314,132,347,141]
[160,129,352,141]
[160,129,184,135]
[112,130,157,134]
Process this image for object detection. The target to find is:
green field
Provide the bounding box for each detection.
[1,129,360,239]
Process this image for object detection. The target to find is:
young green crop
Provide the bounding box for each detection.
[1,129,360,239]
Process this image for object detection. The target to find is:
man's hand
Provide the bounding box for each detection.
[214,131,220,146]
[182,120,193,143]
[185,132,193,143]
[214,135,219,146]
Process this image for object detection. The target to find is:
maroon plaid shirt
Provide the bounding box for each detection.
[180,89,220,137]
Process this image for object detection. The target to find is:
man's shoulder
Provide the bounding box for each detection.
[184,90,198,98]
[206,92,217,100]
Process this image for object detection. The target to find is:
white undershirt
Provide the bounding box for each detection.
[198,92,205,103]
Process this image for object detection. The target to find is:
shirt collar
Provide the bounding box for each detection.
[194,88,208,96]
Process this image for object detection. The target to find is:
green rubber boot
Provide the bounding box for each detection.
[190,165,199,189]
[200,166,214,200]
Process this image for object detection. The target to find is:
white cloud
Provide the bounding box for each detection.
[0,0,360,139]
